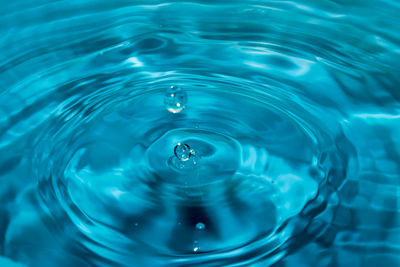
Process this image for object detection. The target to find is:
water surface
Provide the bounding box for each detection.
[0,1,400,266]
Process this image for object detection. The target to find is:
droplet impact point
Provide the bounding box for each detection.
[164,86,187,113]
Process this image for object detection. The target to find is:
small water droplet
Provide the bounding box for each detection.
[174,143,194,162]
[164,86,187,113]
[196,222,205,231]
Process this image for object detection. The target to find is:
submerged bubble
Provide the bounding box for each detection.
[174,143,194,162]
[164,85,187,113]
[196,222,205,231]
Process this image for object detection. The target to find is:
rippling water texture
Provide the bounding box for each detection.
[1,1,400,266]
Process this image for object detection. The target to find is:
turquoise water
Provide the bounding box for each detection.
[1,1,400,266]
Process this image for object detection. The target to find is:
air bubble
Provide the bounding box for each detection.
[174,143,194,162]
[164,85,187,113]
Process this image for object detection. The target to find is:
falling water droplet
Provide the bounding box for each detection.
[193,240,201,253]
[195,222,205,231]
[164,85,187,113]
[174,143,194,162]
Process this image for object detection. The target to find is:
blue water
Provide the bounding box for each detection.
[1,1,400,266]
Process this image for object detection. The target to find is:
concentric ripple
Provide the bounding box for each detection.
[1,1,400,267]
